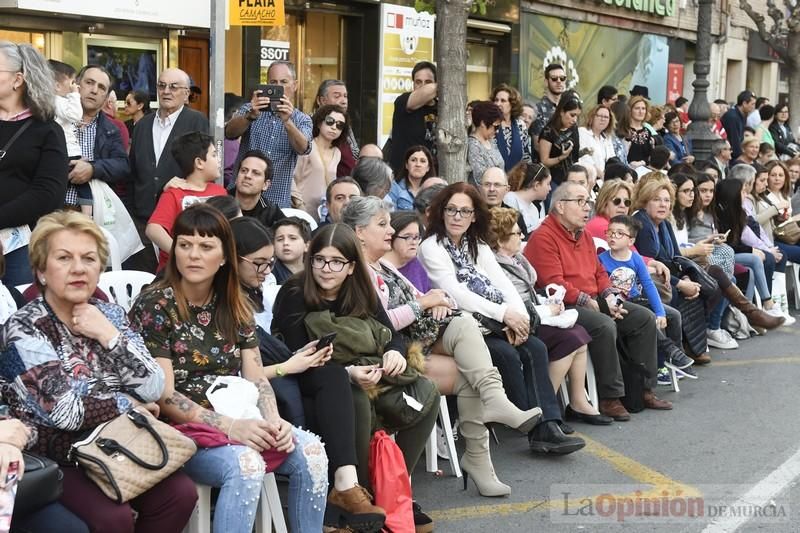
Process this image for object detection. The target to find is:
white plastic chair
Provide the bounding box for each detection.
[100,227,122,271]
[592,237,609,253]
[281,208,318,231]
[183,473,287,533]
[97,270,155,312]
[558,355,600,409]
[424,396,461,478]
[14,283,31,295]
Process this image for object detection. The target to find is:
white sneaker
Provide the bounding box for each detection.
[706,328,739,350]
[782,313,796,326]
[766,307,785,318]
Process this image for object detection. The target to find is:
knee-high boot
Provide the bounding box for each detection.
[722,282,785,329]
[454,378,511,497]
[442,316,541,433]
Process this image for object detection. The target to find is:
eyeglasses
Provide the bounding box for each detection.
[395,234,422,243]
[157,82,188,92]
[549,76,567,82]
[606,229,632,238]
[611,197,632,207]
[482,182,508,190]
[311,255,350,272]
[678,188,695,194]
[444,206,475,218]
[561,198,589,207]
[239,256,275,273]
[324,116,346,130]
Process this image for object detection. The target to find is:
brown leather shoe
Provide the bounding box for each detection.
[643,390,673,410]
[599,398,631,421]
[328,485,385,532]
[691,352,712,365]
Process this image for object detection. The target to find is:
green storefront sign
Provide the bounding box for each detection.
[601,0,675,17]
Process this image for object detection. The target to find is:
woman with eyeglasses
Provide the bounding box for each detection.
[292,104,348,221]
[585,179,634,240]
[770,104,799,159]
[467,101,506,184]
[538,91,582,187]
[578,105,617,181]
[662,111,694,167]
[272,223,440,530]
[389,145,436,211]
[419,183,586,456]
[491,84,532,171]
[230,216,387,531]
[385,211,431,292]
[503,162,551,236]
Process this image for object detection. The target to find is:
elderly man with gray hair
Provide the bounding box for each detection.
[525,182,669,421]
[707,138,732,180]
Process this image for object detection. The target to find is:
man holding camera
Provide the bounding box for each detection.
[226,60,312,208]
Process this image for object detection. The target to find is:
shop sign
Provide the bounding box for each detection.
[260,40,290,68]
[10,0,210,27]
[377,3,436,146]
[667,64,684,104]
[600,0,676,17]
[230,0,285,26]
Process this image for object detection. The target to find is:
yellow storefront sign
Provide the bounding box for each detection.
[229,0,285,26]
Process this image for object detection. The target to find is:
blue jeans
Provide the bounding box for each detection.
[2,246,32,287]
[12,502,89,533]
[183,427,327,533]
[735,253,772,300]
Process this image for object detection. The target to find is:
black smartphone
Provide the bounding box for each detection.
[258,84,284,112]
[315,332,337,350]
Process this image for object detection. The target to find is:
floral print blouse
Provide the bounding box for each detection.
[130,286,259,407]
[0,298,163,461]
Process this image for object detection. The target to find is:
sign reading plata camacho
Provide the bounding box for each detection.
[601,0,675,17]
[229,0,285,26]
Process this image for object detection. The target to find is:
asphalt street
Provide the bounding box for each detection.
[410,319,800,533]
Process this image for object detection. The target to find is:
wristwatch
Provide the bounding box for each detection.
[275,365,286,377]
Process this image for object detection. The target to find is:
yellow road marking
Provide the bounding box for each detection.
[428,434,699,522]
[711,356,800,367]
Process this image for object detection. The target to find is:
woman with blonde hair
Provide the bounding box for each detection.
[617,95,654,169]
[491,84,532,170]
[578,105,616,180]
[585,179,635,239]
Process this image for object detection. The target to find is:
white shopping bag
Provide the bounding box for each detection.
[205,376,262,420]
[89,179,143,262]
[537,284,579,329]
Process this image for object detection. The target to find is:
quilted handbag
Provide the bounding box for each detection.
[69,409,197,503]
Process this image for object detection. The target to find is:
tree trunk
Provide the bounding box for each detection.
[435,0,472,183]
[788,36,800,138]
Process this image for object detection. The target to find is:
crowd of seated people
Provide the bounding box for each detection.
[3,40,800,533]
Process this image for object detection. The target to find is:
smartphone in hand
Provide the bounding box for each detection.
[315,332,337,351]
[258,84,284,112]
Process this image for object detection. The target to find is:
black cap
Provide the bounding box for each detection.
[630,85,650,99]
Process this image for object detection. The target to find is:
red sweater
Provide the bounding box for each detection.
[524,215,610,305]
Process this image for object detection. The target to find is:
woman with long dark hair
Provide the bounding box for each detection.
[130,204,328,533]
[418,182,585,455]
[770,104,799,159]
[272,223,440,529]
[537,90,582,186]
[491,84,532,170]
[390,144,437,210]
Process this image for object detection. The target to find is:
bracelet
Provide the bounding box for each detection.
[345,365,355,383]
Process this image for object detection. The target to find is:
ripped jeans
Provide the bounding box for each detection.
[182,427,328,533]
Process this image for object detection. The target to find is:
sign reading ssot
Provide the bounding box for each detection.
[229,0,285,26]
[377,4,435,146]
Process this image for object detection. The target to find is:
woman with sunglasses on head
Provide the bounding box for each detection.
[538,91,582,187]
[272,223,440,531]
[419,183,585,455]
[130,204,329,533]
[585,179,634,239]
[389,145,437,211]
[503,162,551,236]
[467,102,506,184]
[230,216,387,531]
[293,104,348,221]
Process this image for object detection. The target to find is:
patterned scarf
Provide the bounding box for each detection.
[379,265,445,351]
[443,237,505,305]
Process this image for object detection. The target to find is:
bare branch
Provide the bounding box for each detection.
[740,0,789,58]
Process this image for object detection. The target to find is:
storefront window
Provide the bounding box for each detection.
[0,31,45,54]
[260,12,343,114]
[467,42,493,102]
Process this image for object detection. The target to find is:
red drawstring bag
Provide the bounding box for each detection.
[369,430,414,533]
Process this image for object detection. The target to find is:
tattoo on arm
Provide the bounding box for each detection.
[163,390,227,431]
[255,379,280,421]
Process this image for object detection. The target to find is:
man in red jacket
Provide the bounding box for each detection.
[525,183,671,420]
